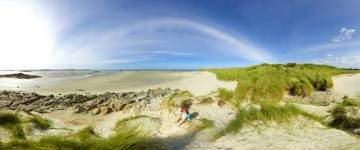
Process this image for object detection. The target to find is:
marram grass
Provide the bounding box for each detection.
[197,119,215,130]
[207,63,360,103]
[214,102,320,139]
[0,111,25,139]
[329,97,360,130]
[29,115,52,130]
[1,126,167,150]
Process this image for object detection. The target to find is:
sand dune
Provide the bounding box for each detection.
[2,72,360,149]
[333,74,360,98]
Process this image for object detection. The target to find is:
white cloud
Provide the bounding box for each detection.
[88,19,273,62]
[0,1,274,69]
[56,18,274,68]
[332,27,356,42]
[150,50,193,56]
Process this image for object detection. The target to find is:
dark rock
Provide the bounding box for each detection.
[0,73,41,79]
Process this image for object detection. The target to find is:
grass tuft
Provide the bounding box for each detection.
[329,98,360,130]
[74,126,99,141]
[29,115,52,130]
[0,111,25,139]
[217,88,239,107]
[164,91,192,111]
[217,102,319,137]
[341,97,360,107]
[115,115,152,130]
[197,119,215,130]
[0,111,21,125]
[1,126,167,150]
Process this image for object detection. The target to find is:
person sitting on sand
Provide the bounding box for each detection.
[178,100,191,126]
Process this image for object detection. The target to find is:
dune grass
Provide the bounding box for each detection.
[164,90,192,111]
[207,63,359,103]
[1,126,167,150]
[214,102,320,138]
[197,119,215,131]
[198,97,214,104]
[73,126,99,141]
[341,97,360,107]
[115,115,152,130]
[167,91,192,104]
[0,111,53,140]
[329,97,360,130]
[0,111,21,125]
[0,111,25,139]
[0,112,166,149]
[217,88,237,106]
[29,115,52,130]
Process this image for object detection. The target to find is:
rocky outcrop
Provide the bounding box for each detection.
[0,73,41,79]
[0,88,172,114]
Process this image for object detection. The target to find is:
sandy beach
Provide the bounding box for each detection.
[0,71,237,96]
[333,73,360,98]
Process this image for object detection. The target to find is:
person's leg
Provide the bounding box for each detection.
[179,119,186,126]
[179,113,191,126]
[177,116,182,122]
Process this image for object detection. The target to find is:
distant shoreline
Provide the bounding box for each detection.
[0,71,236,96]
[0,69,198,72]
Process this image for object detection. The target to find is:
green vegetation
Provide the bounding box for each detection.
[205,64,352,138]
[197,119,215,130]
[115,115,152,130]
[29,115,52,130]
[207,63,359,103]
[198,97,214,104]
[214,102,320,138]
[341,96,360,107]
[0,111,166,149]
[329,97,360,130]
[1,126,167,150]
[0,111,21,125]
[164,90,192,111]
[0,111,25,139]
[0,111,53,140]
[217,88,238,107]
[73,126,99,141]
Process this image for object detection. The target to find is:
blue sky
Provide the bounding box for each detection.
[0,0,360,69]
